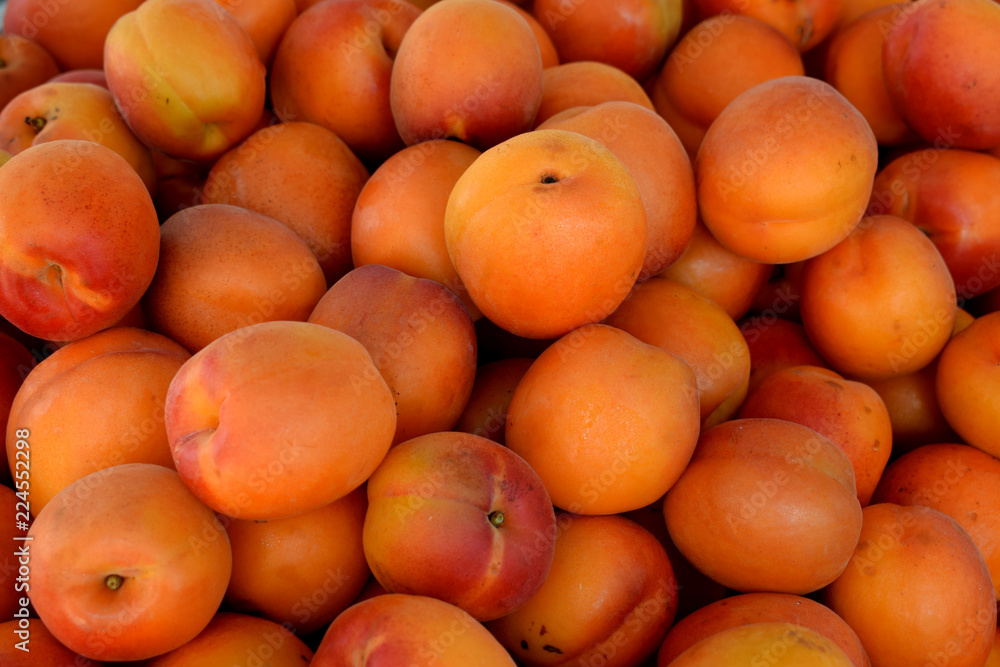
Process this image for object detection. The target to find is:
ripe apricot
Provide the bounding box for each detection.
[668,623,854,666]
[145,612,313,666]
[533,61,655,127]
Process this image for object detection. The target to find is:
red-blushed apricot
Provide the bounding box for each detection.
[651,16,805,158]
[103,0,266,162]
[537,101,697,280]
[867,148,1000,299]
[143,204,328,353]
[739,316,826,394]
[881,0,1000,150]
[696,76,878,264]
[312,594,516,666]
[659,222,773,320]
[657,593,870,667]
[824,5,916,146]
[873,443,1000,599]
[390,0,543,150]
[223,487,370,635]
[799,215,957,380]
[5,327,188,515]
[0,82,157,192]
[351,139,482,317]
[530,0,681,82]
[211,0,296,65]
[309,264,477,445]
[363,431,556,621]
[533,61,655,127]
[497,0,559,69]
[164,321,397,520]
[668,623,854,666]
[506,324,700,515]
[202,121,370,285]
[738,365,892,506]
[936,311,1000,459]
[486,513,677,666]
[0,618,102,666]
[0,140,160,343]
[270,0,421,167]
[664,418,863,594]
[3,0,142,70]
[693,0,838,51]
[605,278,751,427]
[27,463,232,662]
[0,34,60,110]
[444,128,647,340]
[145,612,313,666]
[453,357,534,445]
[824,503,997,667]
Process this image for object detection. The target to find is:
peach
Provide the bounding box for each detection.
[309,264,478,445]
[659,222,773,320]
[537,100,698,279]
[143,204,328,353]
[936,311,1000,458]
[269,0,422,167]
[824,503,997,667]
[693,0,839,51]
[390,0,543,150]
[0,81,156,191]
[505,323,701,515]
[164,320,397,520]
[738,365,892,506]
[534,61,655,127]
[657,593,870,667]
[696,76,878,264]
[211,0,297,65]
[223,487,371,635]
[0,34,60,110]
[799,214,958,380]
[486,513,677,667]
[5,327,188,515]
[312,594,516,666]
[530,0,681,82]
[668,623,854,666]
[27,463,232,662]
[444,128,647,339]
[664,418,863,594]
[739,316,826,393]
[0,618,101,666]
[351,139,482,316]
[202,121,370,285]
[605,278,751,426]
[103,0,266,162]
[146,612,313,666]
[881,0,1000,150]
[867,148,1000,299]
[0,140,160,342]
[364,431,556,620]
[650,16,805,158]
[3,0,142,70]
[452,357,533,445]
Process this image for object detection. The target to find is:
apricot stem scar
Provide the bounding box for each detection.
[105,574,124,591]
[25,116,46,133]
[488,511,505,528]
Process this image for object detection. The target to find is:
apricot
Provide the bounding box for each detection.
[313,594,515,666]
[452,357,533,445]
[444,128,647,339]
[693,0,838,51]
[498,0,559,69]
[534,61,655,127]
[0,33,60,110]
[865,366,961,457]
[390,0,543,150]
[145,612,313,666]
[143,204,328,353]
[936,311,1000,459]
[487,513,676,666]
[165,321,397,520]
[309,264,477,445]
[351,139,482,316]
[668,623,854,666]
[799,215,957,380]
[824,503,997,667]
[506,324,700,515]
[224,487,370,635]
[537,100,698,279]
[664,418,863,594]
[202,121,370,285]
[0,140,160,342]
[739,316,825,393]
[605,278,750,426]
[210,0,296,65]
[27,463,232,662]
[651,16,804,158]
[695,76,878,264]
[657,593,870,667]
[0,618,101,666]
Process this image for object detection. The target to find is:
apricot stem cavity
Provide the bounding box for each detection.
[25,116,46,133]
[105,574,124,591]
[488,510,505,528]
[540,173,559,184]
